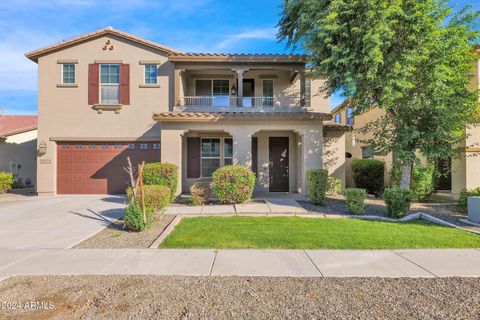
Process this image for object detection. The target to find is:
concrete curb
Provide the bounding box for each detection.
[149,215,183,249]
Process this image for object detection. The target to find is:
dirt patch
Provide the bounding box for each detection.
[74,215,175,249]
[0,275,479,319]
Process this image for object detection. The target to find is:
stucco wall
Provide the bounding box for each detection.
[323,130,346,189]
[36,34,172,194]
[0,129,37,187]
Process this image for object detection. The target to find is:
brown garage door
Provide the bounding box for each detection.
[57,142,160,194]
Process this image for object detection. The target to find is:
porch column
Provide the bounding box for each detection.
[230,128,252,168]
[173,69,184,109]
[299,127,323,195]
[299,69,306,107]
[160,129,184,196]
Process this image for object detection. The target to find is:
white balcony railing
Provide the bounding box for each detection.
[177,96,302,109]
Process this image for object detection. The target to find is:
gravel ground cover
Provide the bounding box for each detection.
[74,215,175,249]
[0,275,479,319]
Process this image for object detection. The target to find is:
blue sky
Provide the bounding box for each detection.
[0,0,478,115]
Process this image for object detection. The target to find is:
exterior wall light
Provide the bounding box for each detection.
[230,86,236,96]
[38,141,47,156]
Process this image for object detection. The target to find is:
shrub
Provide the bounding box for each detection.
[327,176,342,195]
[351,159,385,194]
[345,188,366,215]
[384,187,411,218]
[411,164,436,202]
[126,185,170,217]
[124,202,149,232]
[307,169,328,205]
[190,181,211,206]
[142,162,178,201]
[0,172,14,194]
[457,187,480,213]
[212,165,255,204]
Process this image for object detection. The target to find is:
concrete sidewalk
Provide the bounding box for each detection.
[165,199,307,215]
[1,248,479,278]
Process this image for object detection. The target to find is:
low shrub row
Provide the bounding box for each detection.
[384,187,411,218]
[351,159,384,194]
[0,172,13,194]
[190,181,211,205]
[457,187,480,213]
[212,165,256,204]
[307,169,328,205]
[345,188,366,215]
[142,162,178,201]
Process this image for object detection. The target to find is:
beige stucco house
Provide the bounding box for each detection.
[0,115,37,187]
[26,27,347,196]
[331,51,480,194]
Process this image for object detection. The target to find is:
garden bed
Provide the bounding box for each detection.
[159,216,480,249]
[74,215,175,249]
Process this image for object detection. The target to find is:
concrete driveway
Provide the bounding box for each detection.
[0,195,125,249]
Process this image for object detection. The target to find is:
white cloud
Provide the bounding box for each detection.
[214,28,277,51]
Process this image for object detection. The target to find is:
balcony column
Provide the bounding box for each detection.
[299,69,306,107]
[174,69,184,109]
[233,68,248,108]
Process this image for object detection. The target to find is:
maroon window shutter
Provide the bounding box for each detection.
[88,64,99,105]
[252,137,258,177]
[119,64,130,105]
[187,137,201,178]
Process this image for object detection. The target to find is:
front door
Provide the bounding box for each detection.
[436,158,452,191]
[269,137,289,192]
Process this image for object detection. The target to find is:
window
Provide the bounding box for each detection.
[224,138,233,165]
[201,138,221,177]
[88,144,95,149]
[262,79,274,107]
[334,113,342,124]
[144,65,157,84]
[305,79,311,108]
[114,144,122,149]
[140,143,148,150]
[100,64,120,104]
[152,143,160,150]
[195,79,229,96]
[62,64,75,84]
[362,146,375,159]
[347,107,354,125]
[127,144,135,149]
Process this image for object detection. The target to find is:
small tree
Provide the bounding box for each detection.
[278,0,480,189]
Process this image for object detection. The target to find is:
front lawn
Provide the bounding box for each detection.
[159,216,480,249]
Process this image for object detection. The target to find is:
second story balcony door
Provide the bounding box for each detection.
[241,79,255,107]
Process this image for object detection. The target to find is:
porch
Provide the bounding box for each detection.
[155,112,329,196]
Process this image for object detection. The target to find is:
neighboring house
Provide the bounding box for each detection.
[0,115,37,187]
[331,51,480,194]
[26,27,348,195]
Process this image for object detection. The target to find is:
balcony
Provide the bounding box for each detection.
[175,96,304,112]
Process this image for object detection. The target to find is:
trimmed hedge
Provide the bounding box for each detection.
[212,165,256,204]
[0,172,13,194]
[345,188,366,215]
[327,176,342,195]
[384,187,411,218]
[124,202,149,232]
[351,159,385,194]
[307,169,328,205]
[126,185,170,217]
[190,181,211,205]
[457,187,480,213]
[411,164,436,202]
[142,162,178,201]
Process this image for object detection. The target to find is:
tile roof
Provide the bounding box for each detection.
[324,122,352,132]
[25,27,183,62]
[167,53,307,63]
[0,115,37,138]
[153,111,331,122]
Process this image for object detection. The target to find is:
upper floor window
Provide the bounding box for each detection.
[62,64,75,84]
[144,65,157,84]
[334,113,342,124]
[262,79,274,107]
[347,107,355,125]
[195,79,229,96]
[305,79,311,108]
[100,64,119,104]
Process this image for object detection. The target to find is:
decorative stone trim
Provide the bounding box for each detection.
[56,83,78,88]
[57,59,79,64]
[93,104,123,114]
[139,60,163,65]
[94,60,123,64]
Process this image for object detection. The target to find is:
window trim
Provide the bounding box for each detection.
[334,113,342,124]
[143,64,158,85]
[61,63,76,84]
[262,79,274,107]
[361,146,375,159]
[99,64,120,105]
[199,137,232,178]
[347,107,355,126]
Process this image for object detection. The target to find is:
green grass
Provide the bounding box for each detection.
[159,216,480,249]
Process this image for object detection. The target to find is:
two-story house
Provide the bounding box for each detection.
[26,27,348,196]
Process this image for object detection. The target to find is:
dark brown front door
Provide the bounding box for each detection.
[57,142,160,194]
[436,158,452,191]
[269,137,289,192]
